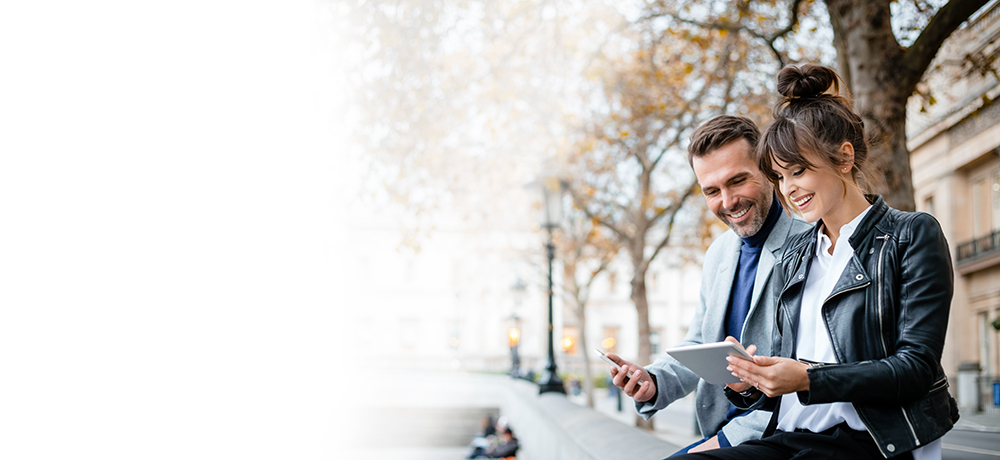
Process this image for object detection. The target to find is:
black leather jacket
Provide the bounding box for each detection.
[727,195,959,458]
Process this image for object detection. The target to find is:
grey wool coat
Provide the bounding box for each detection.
[637,210,811,446]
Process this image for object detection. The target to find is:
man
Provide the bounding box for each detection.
[606,115,811,455]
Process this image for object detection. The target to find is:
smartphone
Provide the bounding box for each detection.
[595,349,645,388]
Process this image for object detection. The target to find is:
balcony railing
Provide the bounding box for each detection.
[956,229,1000,265]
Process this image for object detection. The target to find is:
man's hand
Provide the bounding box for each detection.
[721,336,757,394]
[726,353,809,398]
[606,353,656,402]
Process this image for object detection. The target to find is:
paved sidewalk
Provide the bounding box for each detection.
[954,411,1000,433]
[568,388,701,449]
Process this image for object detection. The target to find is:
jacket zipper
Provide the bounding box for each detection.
[874,233,921,447]
[902,406,921,447]
[823,282,870,305]
[930,376,948,393]
[875,235,890,358]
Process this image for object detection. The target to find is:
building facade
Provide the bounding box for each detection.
[907,1,1000,414]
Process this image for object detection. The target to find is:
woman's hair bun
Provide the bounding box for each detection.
[777,64,838,99]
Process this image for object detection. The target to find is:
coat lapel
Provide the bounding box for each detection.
[708,235,741,343]
[748,212,793,326]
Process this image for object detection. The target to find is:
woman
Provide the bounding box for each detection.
[676,64,958,460]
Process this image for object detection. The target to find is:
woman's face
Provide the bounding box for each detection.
[771,151,847,224]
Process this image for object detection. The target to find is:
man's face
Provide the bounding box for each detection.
[692,139,774,239]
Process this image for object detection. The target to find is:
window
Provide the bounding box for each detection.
[650,329,663,355]
[993,169,1000,231]
[974,178,989,237]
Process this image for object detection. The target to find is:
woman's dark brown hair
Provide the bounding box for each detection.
[756,64,878,209]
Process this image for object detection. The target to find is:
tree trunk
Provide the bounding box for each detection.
[825,0,916,211]
[577,307,595,408]
[630,246,654,431]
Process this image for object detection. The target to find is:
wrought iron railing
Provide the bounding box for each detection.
[956,229,1000,265]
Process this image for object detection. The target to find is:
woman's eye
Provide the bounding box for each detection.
[792,168,805,177]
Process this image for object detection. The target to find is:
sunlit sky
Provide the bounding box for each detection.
[0,1,352,458]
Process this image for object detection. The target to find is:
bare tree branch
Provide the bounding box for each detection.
[648,0,804,68]
[646,180,699,264]
[563,182,629,241]
[901,0,991,90]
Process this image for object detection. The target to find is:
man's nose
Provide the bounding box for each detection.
[722,189,738,210]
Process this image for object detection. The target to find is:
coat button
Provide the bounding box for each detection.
[869,248,874,254]
[798,274,805,280]
[886,444,895,452]
[855,274,864,281]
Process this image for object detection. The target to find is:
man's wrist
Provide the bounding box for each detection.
[639,373,658,402]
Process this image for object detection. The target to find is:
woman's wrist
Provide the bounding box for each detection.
[798,360,814,391]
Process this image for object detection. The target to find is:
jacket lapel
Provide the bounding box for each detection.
[826,255,871,302]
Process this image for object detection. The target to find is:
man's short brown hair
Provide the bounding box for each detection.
[687,115,760,165]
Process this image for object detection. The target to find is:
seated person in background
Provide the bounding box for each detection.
[483,427,518,459]
[468,417,517,459]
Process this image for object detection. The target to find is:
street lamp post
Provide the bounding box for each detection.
[508,316,521,378]
[508,278,525,379]
[534,178,566,395]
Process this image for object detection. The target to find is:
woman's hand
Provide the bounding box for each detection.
[721,337,756,393]
[726,354,810,398]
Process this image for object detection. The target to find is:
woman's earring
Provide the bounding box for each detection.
[842,167,850,172]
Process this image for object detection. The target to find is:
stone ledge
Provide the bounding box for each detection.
[501,379,679,460]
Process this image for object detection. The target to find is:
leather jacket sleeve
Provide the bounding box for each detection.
[799,213,953,405]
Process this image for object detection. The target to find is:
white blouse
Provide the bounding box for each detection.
[776,206,870,434]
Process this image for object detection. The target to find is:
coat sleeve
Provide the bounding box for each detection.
[636,240,730,418]
[798,213,953,405]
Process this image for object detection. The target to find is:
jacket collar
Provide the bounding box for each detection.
[847,194,888,250]
[784,195,884,292]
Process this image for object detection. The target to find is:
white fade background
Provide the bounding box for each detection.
[0,1,352,458]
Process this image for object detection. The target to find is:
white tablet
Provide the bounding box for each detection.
[665,341,754,385]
